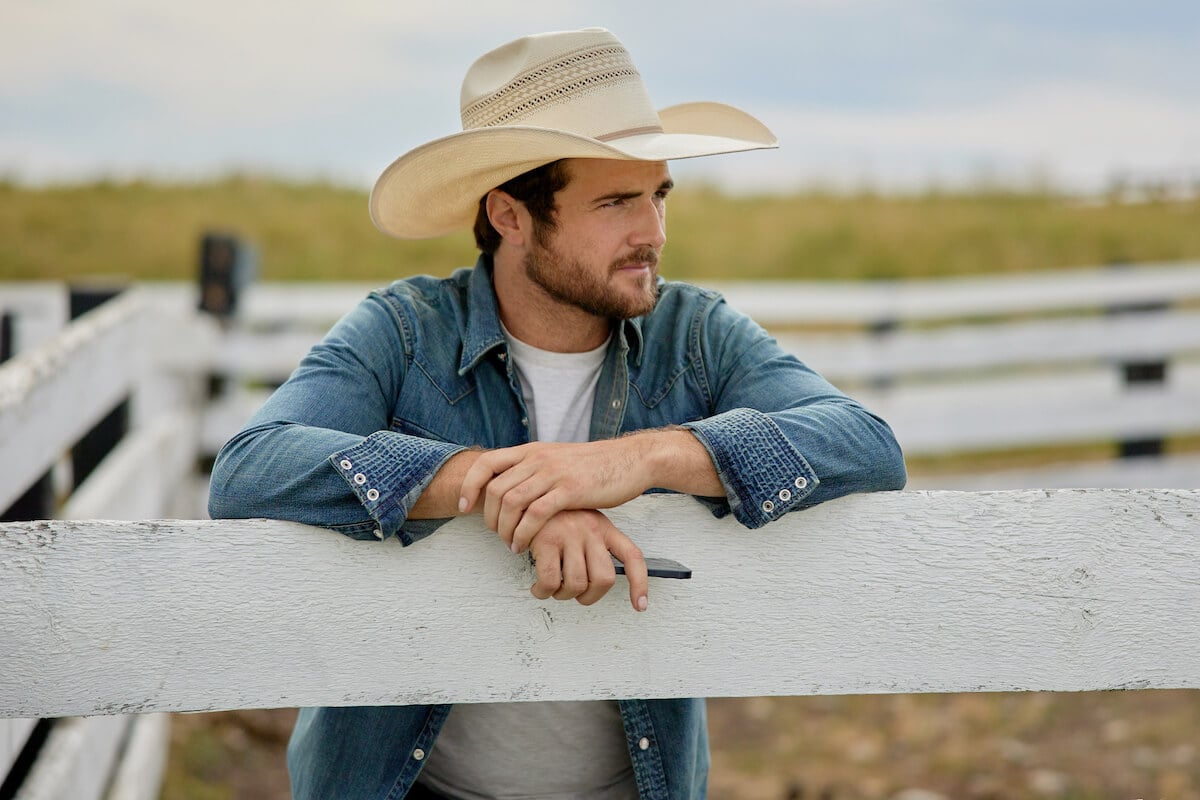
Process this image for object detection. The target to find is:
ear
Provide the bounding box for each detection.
[486,190,529,248]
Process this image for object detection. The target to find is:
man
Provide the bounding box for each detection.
[209,27,905,800]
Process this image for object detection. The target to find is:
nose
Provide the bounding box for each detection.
[631,198,666,249]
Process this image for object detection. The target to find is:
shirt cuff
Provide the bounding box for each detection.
[330,430,466,545]
[684,408,819,528]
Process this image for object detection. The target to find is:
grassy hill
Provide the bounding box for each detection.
[3,177,1199,282]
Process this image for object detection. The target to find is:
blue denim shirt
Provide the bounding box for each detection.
[208,255,905,800]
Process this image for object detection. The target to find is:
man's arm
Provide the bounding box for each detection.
[208,292,467,544]
[460,293,906,546]
[409,449,483,518]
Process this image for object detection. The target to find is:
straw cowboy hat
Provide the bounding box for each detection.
[370,27,778,240]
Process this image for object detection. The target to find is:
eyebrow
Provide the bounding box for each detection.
[592,179,675,204]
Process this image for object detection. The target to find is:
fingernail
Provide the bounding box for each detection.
[510,541,519,554]
[637,596,648,612]
[458,497,468,513]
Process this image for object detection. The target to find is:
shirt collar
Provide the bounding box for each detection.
[458,254,507,376]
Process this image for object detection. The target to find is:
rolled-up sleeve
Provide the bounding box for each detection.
[682,297,906,528]
[207,291,465,544]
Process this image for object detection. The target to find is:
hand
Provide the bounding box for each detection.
[526,509,649,611]
[459,439,655,552]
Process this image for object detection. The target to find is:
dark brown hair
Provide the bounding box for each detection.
[473,160,571,254]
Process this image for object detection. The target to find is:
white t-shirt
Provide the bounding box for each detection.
[416,329,638,799]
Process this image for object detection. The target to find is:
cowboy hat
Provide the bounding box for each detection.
[369,27,778,240]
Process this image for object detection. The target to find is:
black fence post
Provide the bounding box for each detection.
[198,232,254,317]
[1104,260,1170,459]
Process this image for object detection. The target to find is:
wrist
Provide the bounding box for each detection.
[632,428,712,494]
[411,448,486,519]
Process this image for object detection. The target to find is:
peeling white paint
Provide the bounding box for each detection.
[1,491,1197,718]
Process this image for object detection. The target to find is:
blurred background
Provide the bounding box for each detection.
[2,1,1199,799]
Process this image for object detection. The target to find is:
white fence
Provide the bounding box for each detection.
[2,261,1200,798]
[191,261,1200,489]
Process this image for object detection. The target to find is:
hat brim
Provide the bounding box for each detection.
[370,102,779,240]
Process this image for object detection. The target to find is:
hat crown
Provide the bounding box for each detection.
[458,28,663,141]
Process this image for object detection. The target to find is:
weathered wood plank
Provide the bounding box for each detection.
[1,491,1197,718]
[0,291,152,509]
[862,360,1200,455]
[909,454,1200,490]
[713,261,1200,326]
[12,716,129,800]
[105,714,169,800]
[779,310,1200,385]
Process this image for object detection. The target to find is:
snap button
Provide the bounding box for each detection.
[354,473,367,485]
[611,399,622,409]
[778,488,792,502]
[339,459,352,470]
[521,417,529,427]
[374,529,384,540]
[761,499,775,514]
[366,489,380,502]
[412,748,425,761]
[638,737,650,750]
[794,476,808,489]
[498,352,507,361]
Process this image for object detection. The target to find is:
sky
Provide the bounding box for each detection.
[2,1,1198,194]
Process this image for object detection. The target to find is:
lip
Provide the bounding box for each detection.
[616,262,653,273]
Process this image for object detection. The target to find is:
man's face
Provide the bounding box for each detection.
[523,158,672,320]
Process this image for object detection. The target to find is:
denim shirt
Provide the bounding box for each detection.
[208,255,906,800]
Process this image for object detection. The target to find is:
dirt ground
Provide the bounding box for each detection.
[162,690,1200,799]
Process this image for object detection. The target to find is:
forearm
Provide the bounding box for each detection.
[409,449,485,519]
[210,419,467,543]
[629,427,724,497]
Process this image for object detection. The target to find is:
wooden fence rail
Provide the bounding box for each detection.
[2,490,1198,720]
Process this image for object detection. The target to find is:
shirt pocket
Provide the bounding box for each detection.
[390,360,476,443]
[629,359,708,424]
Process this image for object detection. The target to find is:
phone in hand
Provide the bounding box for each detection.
[612,555,692,579]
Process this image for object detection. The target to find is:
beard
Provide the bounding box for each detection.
[522,239,660,320]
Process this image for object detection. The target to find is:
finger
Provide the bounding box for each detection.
[459,448,523,513]
[481,465,533,535]
[607,530,648,612]
[510,488,567,554]
[495,474,557,548]
[553,541,588,601]
[530,544,561,600]
[576,536,617,606]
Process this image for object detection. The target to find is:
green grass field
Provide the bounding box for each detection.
[3,177,1199,282]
